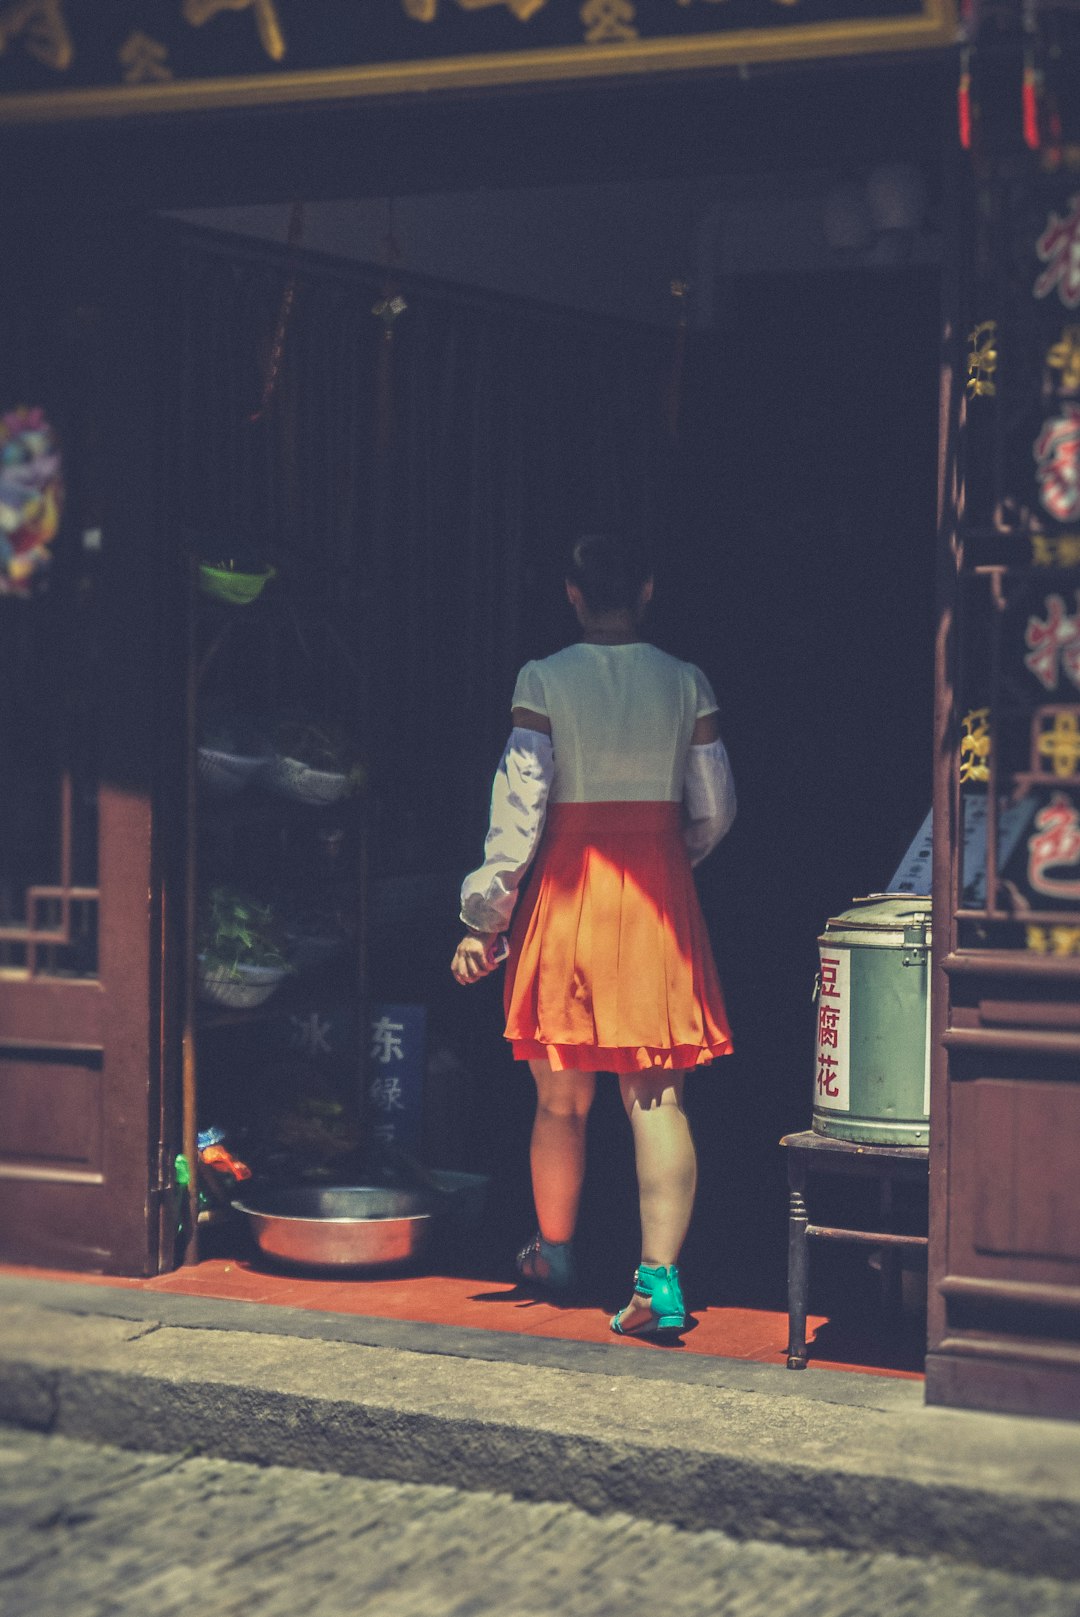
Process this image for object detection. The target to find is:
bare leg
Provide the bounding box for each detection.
[615,1070,697,1330]
[528,1058,596,1245]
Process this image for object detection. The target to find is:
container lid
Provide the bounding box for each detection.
[821,893,932,939]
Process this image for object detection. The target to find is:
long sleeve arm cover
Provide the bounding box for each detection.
[460,727,555,934]
[683,738,736,866]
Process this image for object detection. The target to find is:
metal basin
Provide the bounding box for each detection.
[233,1185,432,1271]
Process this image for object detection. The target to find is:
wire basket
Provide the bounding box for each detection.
[197,747,271,797]
[266,754,353,806]
[197,958,289,1009]
[198,562,276,606]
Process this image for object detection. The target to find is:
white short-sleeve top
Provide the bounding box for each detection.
[512,642,718,805]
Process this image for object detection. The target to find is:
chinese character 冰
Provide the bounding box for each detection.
[371,1015,405,1064]
[182,0,285,61]
[369,1074,406,1114]
[0,0,73,71]
[290,1011,332,1057]
[1035,194,1080,311]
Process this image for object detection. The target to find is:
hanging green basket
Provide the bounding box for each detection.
[198,561,276,606]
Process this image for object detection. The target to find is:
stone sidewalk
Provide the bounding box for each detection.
[1,1274,1080,1580]
[4,1428,1080,1617]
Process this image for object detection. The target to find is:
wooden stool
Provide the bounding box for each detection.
[780,1129,929,1370]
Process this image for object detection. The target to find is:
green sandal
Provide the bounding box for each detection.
[516,1232,577,1295]
[610,1263,686,1336]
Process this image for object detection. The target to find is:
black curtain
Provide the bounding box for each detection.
[161,223,665,874]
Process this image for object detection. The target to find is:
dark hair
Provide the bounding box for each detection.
[565,533,653,616]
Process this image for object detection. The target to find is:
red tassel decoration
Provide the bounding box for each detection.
[1023,49,1041,152]
[958,49,973,151]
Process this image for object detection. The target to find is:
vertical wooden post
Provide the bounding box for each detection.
[181,552,200,1262]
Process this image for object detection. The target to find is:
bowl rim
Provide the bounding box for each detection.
[233,1199,433,1228]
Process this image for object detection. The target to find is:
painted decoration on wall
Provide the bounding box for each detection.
[1024,591,1080,694]
[1034,407,1080,524]
[1026,789,1080,904]
[0,0,958,123]
[1034,195,1080,312]
[0,406,63,598]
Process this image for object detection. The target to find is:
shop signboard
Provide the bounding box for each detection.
[368,1003,426,1156]
[0,0,956,123]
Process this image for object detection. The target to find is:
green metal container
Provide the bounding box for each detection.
[812,894,931,1146]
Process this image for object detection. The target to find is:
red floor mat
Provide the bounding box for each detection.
[2,1260,924,1379]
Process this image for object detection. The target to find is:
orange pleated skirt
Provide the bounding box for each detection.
[503,800,733,1074]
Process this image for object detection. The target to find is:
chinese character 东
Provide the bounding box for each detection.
[371,1015,405,1064]
[1035,195,1080,312]
[182,0,285,62]
[1027,790,1080,902]
[0,0,73,71]
[1024,592,1080,693]
[369,1074,406,1114]
[817,1005,841,1049]
[1034,407,1080,524]
[816,1053,840,1098]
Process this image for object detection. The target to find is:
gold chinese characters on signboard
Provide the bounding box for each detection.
[0,0,959,123]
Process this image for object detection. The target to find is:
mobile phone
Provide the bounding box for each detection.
[490,935,509,964]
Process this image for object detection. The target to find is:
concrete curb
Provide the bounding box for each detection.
[2,1292,1080,1578]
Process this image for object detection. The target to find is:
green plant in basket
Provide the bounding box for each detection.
[198,885,290,978]
[272,713,366,799]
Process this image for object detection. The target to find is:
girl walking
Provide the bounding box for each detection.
[452,535,735,1336]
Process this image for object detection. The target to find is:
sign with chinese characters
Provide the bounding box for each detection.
[368,1002,426,1155]
[886,798,1038,903]
[0,0,957,124]
[814,948,850,1113]
[1024,591,1080,696]
[1026,790,1080,905]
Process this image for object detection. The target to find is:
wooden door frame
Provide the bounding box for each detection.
[0,218,169,1277]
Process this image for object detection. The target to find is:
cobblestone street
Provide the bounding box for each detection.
[2,1428,1079,1617]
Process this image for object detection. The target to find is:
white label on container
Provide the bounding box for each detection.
[815,948,850,1112]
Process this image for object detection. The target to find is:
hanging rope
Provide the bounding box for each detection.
[372,198,408,456]
[249,199,305,424]
[664,279,690,442]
